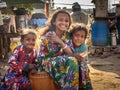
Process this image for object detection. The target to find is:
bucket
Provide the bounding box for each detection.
[29,72,60,90]
[91,20,109,46]
[15,15,27,29]
[111,33,117,46]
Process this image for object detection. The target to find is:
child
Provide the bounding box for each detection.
[69,23,92,90]
[38,9,79,90]
[69,23,88,60]
[0,29,37,90]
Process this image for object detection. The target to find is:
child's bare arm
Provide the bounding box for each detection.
[67,51,89,63]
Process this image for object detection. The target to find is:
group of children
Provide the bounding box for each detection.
[0,9,92,90]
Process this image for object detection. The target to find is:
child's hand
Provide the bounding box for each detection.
[80,51,89,57]
[30,69,37,74]
[28,64,35,70]
[73,53,83,62]
[67,53,83,62]
[47,31,62,44]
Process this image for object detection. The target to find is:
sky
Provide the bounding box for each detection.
[54,0,94,9]
[54,0,120,9]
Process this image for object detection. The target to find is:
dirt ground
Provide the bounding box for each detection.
[89,53,120,90]
[0,52,120,90]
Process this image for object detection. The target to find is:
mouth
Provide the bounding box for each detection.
[75,42,82,45]
[28,44,35,47]
[60,25,67,29]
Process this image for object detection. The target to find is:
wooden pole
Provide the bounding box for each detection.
[44,1,49,18]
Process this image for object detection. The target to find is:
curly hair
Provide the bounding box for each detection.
[69,23,88,39]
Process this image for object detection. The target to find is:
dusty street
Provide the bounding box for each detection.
[0,52,120,90]
[89,53,120,90]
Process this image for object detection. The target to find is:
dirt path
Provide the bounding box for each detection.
[0,53,120,90]
[89,54,120,90]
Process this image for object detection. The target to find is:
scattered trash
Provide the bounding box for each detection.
[100,52,111,59]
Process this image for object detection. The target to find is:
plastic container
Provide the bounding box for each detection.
[15,15,27,29]
[111,33,117,46]
[91,20,109,46]
[29,72,60,90]
[116,20,120,44]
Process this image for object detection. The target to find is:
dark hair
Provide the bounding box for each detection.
[49,9,71,29]
[69,23,88,39]
[38,9,72,36]
[72,2,81,12]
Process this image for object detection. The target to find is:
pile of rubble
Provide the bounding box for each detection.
[89,45,120,58]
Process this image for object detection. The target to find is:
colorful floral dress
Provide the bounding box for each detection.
[0,45,37,90]
[71,42,92,90]
[38,31,79,90]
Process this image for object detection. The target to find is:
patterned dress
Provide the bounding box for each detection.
[0,45,37,90]
[38,31,79,90]
[71,42,92,90]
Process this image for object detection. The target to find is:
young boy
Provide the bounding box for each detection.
[0,29,37,90]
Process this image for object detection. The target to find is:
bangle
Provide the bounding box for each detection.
[62,44,68,50]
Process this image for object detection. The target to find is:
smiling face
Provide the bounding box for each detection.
[53,13,70,32]
[72,30,86,48]
[21,33,36,51]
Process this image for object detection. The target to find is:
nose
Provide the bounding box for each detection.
[29,40,35,44]
[78,37,82,40]
[61,20,66,25]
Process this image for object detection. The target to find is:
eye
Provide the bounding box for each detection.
[32,39,36,42]
[25,38,30,41]
[81,35,85,38]
[65,19,69,23]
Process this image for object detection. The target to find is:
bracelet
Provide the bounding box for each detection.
[62,44,68,50]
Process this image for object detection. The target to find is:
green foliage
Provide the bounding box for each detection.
[1,4,35,14]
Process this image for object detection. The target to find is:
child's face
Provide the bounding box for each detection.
[72,30,86,48]
[21,34,36,51]
[54,13,70,32]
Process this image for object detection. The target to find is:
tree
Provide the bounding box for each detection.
[1,4,34,14]
[1,0,45,14]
